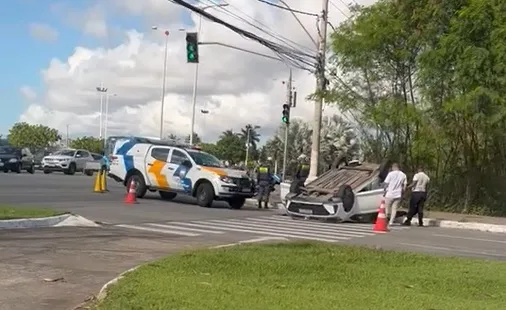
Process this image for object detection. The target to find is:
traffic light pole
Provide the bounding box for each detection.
[307,0,329,183]
[281,68,292,182]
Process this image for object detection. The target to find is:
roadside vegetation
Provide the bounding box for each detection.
[0,205,63,220]
[97,242,506,310]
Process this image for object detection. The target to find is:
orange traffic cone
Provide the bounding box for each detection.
[124,179,138,204]
[373,200,389,233]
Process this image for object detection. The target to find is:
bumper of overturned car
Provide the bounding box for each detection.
[285,199,345,219]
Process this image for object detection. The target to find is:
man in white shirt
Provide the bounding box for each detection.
[403,166,430,226]
[383,163,407,226]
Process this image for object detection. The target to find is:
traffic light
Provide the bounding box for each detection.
[282,104,290,124]
[185,32,199,63]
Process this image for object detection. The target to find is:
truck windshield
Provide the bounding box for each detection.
[0,147,18,155]
[187,151,223,168]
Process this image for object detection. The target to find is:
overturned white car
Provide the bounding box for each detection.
[281,162,389,222]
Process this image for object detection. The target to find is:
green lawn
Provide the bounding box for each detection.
[97,242,506,310]
[0,205,63,220]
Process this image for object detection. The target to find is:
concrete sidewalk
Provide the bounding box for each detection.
[399,209,506,233]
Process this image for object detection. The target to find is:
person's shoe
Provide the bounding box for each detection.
[258,201,262,209]
[401,221,411,226]
[264,202,269,209]
[418,222,424,227]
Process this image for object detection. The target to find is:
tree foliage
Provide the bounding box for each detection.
[7,122,61,151]
[325,0,506,215]
[69,136,103,153]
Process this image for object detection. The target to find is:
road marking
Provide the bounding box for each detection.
[116,224,200,237]
[432,234,506,244]
[115,215,409,243]
[147,223,224,234]
[399,243,506,257]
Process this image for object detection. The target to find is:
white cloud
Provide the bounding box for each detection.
[20,86,37,101]
[20,0,374,142]
[28,23,59,42]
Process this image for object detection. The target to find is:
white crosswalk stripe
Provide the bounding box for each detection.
[115,215,409,242]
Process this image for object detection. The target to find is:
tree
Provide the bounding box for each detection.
[215,130,244,164]
[323,0,506,215]
[69,136,103,153]
[0,134,7,146]
[185,133,201,144]
[239,124,261,161]
[199,143,218,155]
[166,133,180,142]
[8,122,61,151]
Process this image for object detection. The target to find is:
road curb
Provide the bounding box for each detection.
[0,214,100,229]
[96,237,290,302]
[406,217,506,233]
[97,265,140,301]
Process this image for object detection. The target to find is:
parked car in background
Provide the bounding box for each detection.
[41,149,94,175]
[0,146,35,173]
[83,153,107,176]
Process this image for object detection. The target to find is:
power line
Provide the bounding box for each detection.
[256,0,319,17]
[169,0,317,71]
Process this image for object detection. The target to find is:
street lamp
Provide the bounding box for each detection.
[151,27,185,139]
[245,125,260,166]
[96,86,108,139]
[104,93,117,148]
[189,3,229,145]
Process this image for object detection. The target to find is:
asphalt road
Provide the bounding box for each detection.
[2,171,506,309]
[0,171,278,224]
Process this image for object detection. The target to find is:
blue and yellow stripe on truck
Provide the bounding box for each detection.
[148,160,169,189]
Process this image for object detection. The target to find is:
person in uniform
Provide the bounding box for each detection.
[256,158,273,209]
[289,154,310,194]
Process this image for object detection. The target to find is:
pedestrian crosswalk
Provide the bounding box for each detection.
[116,215,410,243]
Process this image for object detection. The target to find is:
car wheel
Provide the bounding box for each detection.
[26,164,35,174]
[126,173,148,198]
[196,182,214,208]
[84,169,94,176]
[15,163,22,173]
[65,163,76,175]
[159,191,177,200]
[227,197,246,209]
[3,169,8,173]
[43,169,51,174]
[337,184,355,213]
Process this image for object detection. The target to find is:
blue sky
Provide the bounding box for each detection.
[0,0,194,137]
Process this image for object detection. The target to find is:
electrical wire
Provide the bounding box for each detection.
[255,0,318,17]
[169,0,317,71]
[202,0,316,55]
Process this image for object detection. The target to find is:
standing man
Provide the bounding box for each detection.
[256,158,273,209]
[403,166,430,226]
[289,154,310,194]
[383,162,407,226]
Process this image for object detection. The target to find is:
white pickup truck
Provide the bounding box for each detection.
[108,137,255,209]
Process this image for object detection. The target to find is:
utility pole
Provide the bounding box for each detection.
[281,68,292,182]
[66,125,69,148]
[307,0,329,182]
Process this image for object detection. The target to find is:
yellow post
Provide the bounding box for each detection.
[94,170,104,193]
[100,169,108,192]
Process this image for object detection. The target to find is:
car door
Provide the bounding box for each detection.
[167,149,193,192]
[75,150,89,170]
[145,147,172,189]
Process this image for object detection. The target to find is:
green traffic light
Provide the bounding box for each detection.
[282,116,288,123]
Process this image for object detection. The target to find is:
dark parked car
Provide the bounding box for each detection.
[0,146,35,173]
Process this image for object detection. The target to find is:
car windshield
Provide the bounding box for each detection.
[0,147,19,155]
[53,150,75,157]
[187,151,223,168]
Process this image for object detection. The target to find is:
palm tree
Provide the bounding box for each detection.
[240,124,260,150]
[320,115,360,170]
[166,133,179,141]
[220,129,237,139]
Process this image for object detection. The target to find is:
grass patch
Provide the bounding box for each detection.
[0,205,63,220]
[97,242,506,310]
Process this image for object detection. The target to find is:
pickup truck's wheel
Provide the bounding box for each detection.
[14,163,22,173]
[227,197,246,209]
[64,163,76,175]
[43,169,51,174]
[126,173,147,198]
[84,169,93,176]
[26,164,35,174]
[196,182,214,208]
[159,191,177,200]
[337,184,355,212]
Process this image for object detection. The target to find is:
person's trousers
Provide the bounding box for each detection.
[289,178,306,194]
[257,182,271,203]
[384,197,401,225]
[406,192,426,224]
